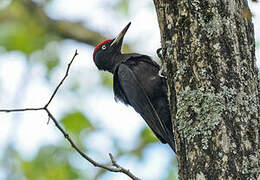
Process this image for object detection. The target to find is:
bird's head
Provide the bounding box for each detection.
[93,22,131,72]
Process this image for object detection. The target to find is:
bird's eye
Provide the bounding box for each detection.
[101,45,106,50]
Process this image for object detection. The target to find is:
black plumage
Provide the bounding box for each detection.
[93,22,175,152]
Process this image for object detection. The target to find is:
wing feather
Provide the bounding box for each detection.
[116,63,170,144]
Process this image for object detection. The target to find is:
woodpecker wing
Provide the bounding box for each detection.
[114,63,170,144]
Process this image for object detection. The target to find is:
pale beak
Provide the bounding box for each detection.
[110,22,131,47]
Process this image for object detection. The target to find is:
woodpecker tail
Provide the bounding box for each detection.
[168,139,176,152]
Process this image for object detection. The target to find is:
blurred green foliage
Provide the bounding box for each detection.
[21,146,80,180]
[166,170,178,180]
[141,126,158,144]
[101,72,113,89]
[115,0,130,16]
[61,111,92,135]
[0,1,58,54]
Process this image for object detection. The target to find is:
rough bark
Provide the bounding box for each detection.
[153,0,260,179]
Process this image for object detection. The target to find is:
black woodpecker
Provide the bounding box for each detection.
[93,22,175,152]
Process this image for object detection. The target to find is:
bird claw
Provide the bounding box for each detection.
[156,48,163,60]
[159,68,165,77]
[157,48,167,78]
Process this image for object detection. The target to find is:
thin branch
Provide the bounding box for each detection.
[0,50,141,180]
[109,153,141,180]
[45,50,78,108]
[45,108,140,179]
[109,153,120,168]
[47,115,50,125]
[0,107,44,112]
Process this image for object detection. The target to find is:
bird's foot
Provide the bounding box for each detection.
[157,48,167,78]
[156,48,163,60]
[159,68,165,77]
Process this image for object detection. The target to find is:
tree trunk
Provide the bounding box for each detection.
[153,0,260,179]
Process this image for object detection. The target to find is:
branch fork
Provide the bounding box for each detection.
[0,50,140,180]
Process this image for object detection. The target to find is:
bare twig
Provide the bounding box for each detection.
[0,50,141,180]
[0,107,44,112]
[109,153,120,168]
[45,50,78,107]
[109,153,141,180]
[47,115,50,125]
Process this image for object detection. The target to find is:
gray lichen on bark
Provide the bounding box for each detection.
[176,87,224,150]
[153,0,260,179]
